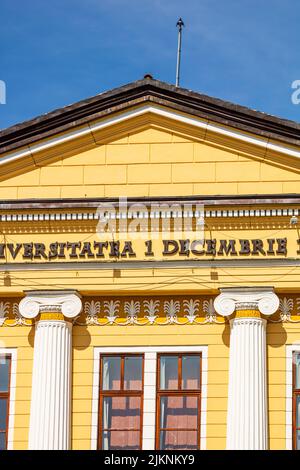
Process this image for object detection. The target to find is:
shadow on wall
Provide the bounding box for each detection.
[73,322,92,350]
[221,318,288,349]
[221,321,230,348]
[267,321,288,348]
[28,322,92,350]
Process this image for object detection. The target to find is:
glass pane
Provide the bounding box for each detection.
[0,357,10,393]
[160,356,178,389]
[102,396,141,430]
[295,354,300,389]
[124,356,143,390]
[296,396,300,427]
[102,356,121,390]
[0,400,7,430]
[102,430,140,450]
[160,396,198,429]
[159,430,198,450]
[182,355,201,390]
[0,432,6,450]
[296,430,300,450]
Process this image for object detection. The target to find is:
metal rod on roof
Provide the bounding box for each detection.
[176,18,184,87]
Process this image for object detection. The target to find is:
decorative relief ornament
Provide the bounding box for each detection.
[78,297,228,326]
[1,293,299,327]
[164,300,180,324]
[269,296,300,323]
[12,302,28,326]
[124,300,140,323]
[278,297,293,322]
[0,302,10,326]
[104,300,120,324]
[183,299,200,323]
[84,300,101,325]
[203,299,223,324]
[143,299,159,324]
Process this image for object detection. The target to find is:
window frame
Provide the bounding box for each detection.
[97,353,144,450]
[292,351,300,450]
[91,346,208,451]
[0,354,11,450]
[155,352,202,450]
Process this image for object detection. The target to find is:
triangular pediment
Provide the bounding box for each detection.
[0,77,299,197]
[0,109,299,200]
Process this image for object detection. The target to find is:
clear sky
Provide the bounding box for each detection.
[1,0,300,129]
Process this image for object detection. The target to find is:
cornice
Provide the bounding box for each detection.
[1,78,300,155]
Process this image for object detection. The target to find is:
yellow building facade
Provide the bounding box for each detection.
[0,77,300,450]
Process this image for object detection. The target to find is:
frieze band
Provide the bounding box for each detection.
[0,295,299,326]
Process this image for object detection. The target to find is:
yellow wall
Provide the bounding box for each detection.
[1,324,33,450]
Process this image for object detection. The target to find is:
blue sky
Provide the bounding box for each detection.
[1,0,300,129]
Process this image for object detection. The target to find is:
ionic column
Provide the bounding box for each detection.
[214,287,279,450]
[19,290,82,450]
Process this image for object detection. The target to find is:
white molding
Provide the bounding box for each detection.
[91,345,208,450]
[0,208,298,222]
[0,348,17,450]
[286,344,300,450]
[3,104,300,166]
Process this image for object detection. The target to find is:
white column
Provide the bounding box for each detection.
[19,290,82,450]
[214,287,279,450]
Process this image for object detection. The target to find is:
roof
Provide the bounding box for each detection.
[1,76,300,155]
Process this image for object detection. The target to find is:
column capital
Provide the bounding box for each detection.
[19,290,82,320]
[213,287,279,318]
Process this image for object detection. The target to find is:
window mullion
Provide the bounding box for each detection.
[121,356,125,391]
[178,355,182,391]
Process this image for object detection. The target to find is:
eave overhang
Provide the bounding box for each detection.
[1,77,300,157]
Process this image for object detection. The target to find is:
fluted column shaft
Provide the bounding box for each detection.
[29,317,72,449]
[227,314,267,449]
[19,291,82,450]
[214,287,279,450]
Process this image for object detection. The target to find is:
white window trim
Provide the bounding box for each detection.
[0,348,17,450]
[286,345,300,450]
[91,345,208,450]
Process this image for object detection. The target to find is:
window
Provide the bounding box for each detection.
[98,354,144,450]
[293,352,300,449]
[0,355,11,450]
[156,353,201,450]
